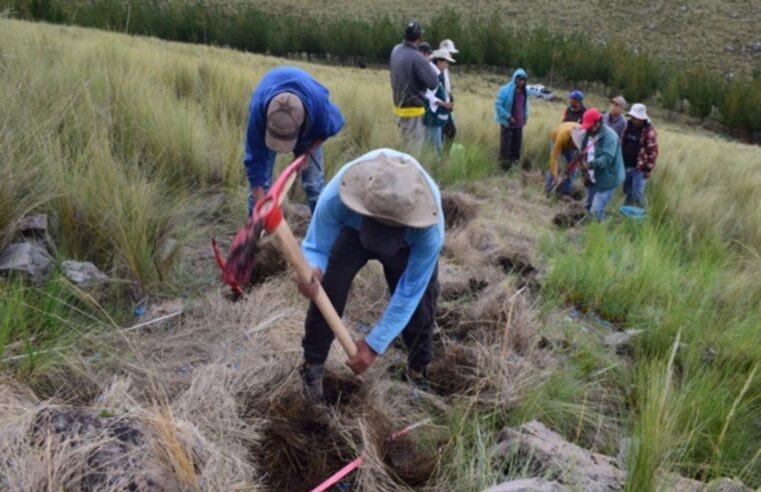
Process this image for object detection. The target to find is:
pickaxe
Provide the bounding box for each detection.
[212,145,358,358]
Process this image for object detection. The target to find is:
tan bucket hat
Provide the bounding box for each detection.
[339,153,439,228]
[265,92,305,152]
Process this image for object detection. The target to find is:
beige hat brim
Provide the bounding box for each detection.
[339,155,439,228]
[627,110,650,121]
[265,132,297,153]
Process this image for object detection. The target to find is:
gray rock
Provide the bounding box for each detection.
[484,478,570,492]
[0,242,54,283]
[704,478,753,492]
[18,214,48,236]
[61,260,108,289]
[493,420,625,492]
[658,471,703,492]
[159,238,179,263]
[603,329,643,355]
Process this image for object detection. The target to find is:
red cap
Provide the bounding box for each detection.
[580,108,602,130]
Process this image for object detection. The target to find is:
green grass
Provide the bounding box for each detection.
[5,1,761,137]
[246,0,761,78]
[1,18,761,489]
[540,218,761,487]
[0,276,113,373]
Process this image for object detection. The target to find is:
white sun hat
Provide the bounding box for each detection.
[431,49,456,63]
[439,39,459,54]
[628,103,650,122]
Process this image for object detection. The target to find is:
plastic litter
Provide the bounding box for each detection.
[619,206,646,219]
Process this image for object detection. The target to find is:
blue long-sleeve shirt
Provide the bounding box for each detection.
[244,66,345,188]
[301,149,445,355]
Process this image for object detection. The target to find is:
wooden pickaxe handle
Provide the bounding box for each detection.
[269,216,358,358]
[252,142,358,359]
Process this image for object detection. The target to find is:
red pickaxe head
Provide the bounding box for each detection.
[212,143,321,297]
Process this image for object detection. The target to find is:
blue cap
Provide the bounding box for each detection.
[569,90,584,101]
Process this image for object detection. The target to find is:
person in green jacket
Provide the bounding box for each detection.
[424,49,455,155]
[579,108,625,220]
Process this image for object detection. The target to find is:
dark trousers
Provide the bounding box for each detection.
[499,125,523,170]
[302,227,439,373]
[442,118,457,152]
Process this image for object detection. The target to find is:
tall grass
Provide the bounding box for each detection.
[3,0,761,136]
[0,277,112,372]
[541,193,761,485]
[2,18,761,487]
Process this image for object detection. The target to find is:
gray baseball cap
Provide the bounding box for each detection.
[265,92,305,152]
[610,95,628,109]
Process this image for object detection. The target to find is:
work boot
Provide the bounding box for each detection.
[299,362,324,403]
[405,367,431,392]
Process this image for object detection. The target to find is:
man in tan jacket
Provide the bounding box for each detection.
[546,121,582,195]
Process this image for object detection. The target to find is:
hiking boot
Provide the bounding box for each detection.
[299,362,324,403]
[405,367,431,392]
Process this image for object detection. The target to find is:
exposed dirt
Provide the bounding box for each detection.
[427,343,486,397]
[244,203,313,286]
[383,437,437,486]
[553,203,588,229]
[440,191,481,231]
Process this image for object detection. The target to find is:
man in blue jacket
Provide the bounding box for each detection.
[495,68,529,171]
[244,66,345,214]
[579,109,625,220]
[295,148,444,402]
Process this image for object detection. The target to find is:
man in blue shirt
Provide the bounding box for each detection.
[295,149,445,402]
[244,66,345,214]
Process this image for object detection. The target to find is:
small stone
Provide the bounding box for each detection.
[603,329,643,355]
[17,214,48,236]
[704,478,753,492]
[0,242,54,283]
[61,260,108,289]
[493,420,625,492]
[159,238,179,263]
[484,478,570,492]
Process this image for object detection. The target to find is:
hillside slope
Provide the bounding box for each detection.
[246,0,761,77]
[1,19,760,491]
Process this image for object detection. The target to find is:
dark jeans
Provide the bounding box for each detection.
[500,125,523,170]
[302,227,439,373]
[623,168,647,208]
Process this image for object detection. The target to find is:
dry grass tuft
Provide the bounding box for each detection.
[441,191,482,231]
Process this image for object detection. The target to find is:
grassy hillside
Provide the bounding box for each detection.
[1,19,760,491]
[5,0,761,138]
[245,0,761,78]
